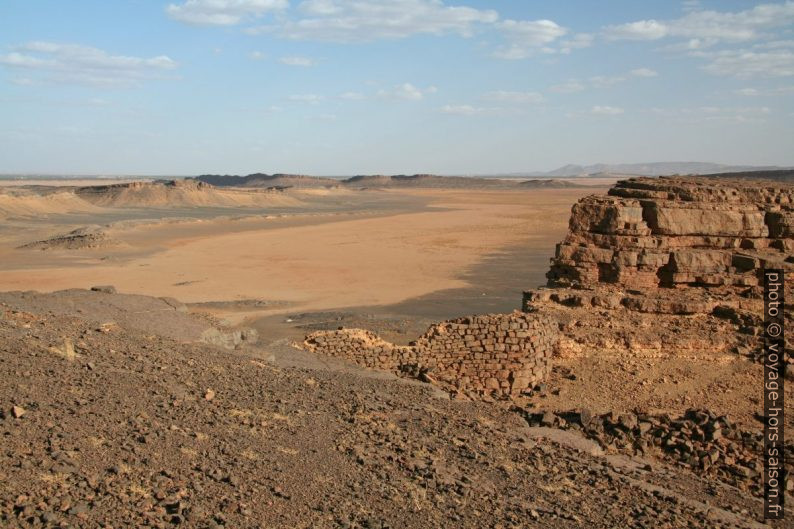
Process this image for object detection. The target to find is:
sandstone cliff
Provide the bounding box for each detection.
[525,176,793,363]
[545,176,793,292]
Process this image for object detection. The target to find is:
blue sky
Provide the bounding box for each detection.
[1,0,793,175]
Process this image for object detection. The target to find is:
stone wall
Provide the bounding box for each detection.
[544,177,794,293]
[304,312,557,399]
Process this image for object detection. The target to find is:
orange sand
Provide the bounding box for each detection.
[0,189,599,314]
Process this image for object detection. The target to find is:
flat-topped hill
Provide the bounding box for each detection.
[192,173,338,188]
[195,173,586,189]
[0,180,301,218]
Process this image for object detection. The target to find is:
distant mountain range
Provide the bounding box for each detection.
[527,162,792,177]
[5,162,792,184]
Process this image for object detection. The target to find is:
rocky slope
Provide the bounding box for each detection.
[1,293,771,528]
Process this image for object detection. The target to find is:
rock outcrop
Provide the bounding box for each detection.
[518,407,794,497]
[543,176,794,292]
[524,176,793,363]
[17,227,117,251]
[304,312,556,399]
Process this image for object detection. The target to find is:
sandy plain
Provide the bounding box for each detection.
[0,186,604,321]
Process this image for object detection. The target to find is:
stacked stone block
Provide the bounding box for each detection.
[304,312,557,399]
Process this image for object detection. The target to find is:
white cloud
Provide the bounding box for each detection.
[604,20,668,41]
[734,85,794,96]
[278,55,315,66]
[253,0,497,42]
[378,83,436,100]
[630,67,658,77]
[588,75,621,88]
[440,104,487,116]
[590,67,659,87]
[700,105,770,115]
[166,0,288,26]
[603,4,794,78]
[604,2,794,44]
[647,105,771,122]
[699,49,794,78]
[494,19,568,59]
[482,90,543,104]
[559,33,594,54]
[0,41,177,87]
[701,106,771,122]
[754,39,794,50]
[338,91,365,100]
[9,77,36,86]
[682,0,702,12]
[249,51,266,60]
[170,1,578,61]
[550,80,585,93]
[590,105,624,115]
[288,93,325,104]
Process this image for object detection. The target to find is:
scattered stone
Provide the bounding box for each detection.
[91,285,117,294]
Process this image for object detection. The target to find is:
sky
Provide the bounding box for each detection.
[0,0,793,176]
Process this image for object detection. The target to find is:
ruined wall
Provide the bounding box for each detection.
[544,177,794,293]
[304,312,556,399]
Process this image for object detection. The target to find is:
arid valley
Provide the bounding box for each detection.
[4,1,794,527]
[1,173,793,528]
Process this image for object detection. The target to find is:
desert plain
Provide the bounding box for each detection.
[1,175,792,529]
[0,181,599,320]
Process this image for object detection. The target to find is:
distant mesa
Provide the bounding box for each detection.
[73,178,300,208]
[191,173,338,189]
[193,173,586,189]
[0,178,304,219]
[518,179,582,189]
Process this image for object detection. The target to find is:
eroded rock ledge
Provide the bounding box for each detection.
[524,176,793,362]
[542,176,794,292]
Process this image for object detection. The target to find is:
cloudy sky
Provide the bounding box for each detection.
[1,0,793,175]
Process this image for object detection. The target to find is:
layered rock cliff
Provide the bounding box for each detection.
[524,176,793,363]
[545,176,793,292]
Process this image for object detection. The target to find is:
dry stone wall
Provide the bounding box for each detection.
[304,312,557,399]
